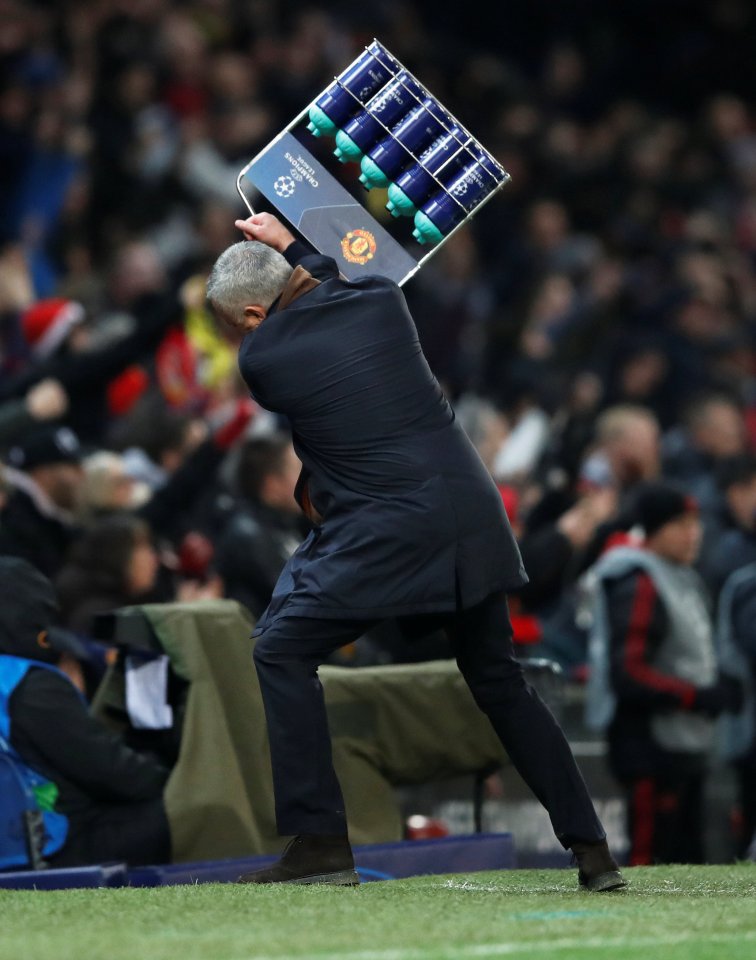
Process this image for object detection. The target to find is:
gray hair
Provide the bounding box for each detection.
[206,241,293,319]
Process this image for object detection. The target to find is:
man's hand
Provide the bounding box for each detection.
[234,213,296,253]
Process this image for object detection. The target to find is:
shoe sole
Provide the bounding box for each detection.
[284,869,360,886]
[581,870,628,893]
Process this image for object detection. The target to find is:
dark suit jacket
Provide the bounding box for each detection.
[238,242,526,628]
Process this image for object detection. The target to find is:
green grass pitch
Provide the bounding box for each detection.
[2,865,756,960]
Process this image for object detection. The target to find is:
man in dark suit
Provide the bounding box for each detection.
[206,213,624,891]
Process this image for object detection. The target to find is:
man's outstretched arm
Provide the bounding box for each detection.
[235,212,295,251]
[235,213,339,282]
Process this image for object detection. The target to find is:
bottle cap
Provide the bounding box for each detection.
[386,184,416,217]
[413,211,444,245]
[307,105,338,138]
[360,155,390,189]
[333,131,363,163]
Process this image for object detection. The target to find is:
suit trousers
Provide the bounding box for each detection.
[252,588,605,846]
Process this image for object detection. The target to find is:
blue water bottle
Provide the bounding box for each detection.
[307,41,399,139]
[358,97,452,189]
[412,148,508,244]
[385,125,470,217]
[332,71,424,163]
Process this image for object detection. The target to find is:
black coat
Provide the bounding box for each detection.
[0,488,78,579]
[215,502,306,618]
[10,668,170,828]
[239,243,526,628]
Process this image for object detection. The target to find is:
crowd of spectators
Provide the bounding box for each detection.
[1,0,756,865]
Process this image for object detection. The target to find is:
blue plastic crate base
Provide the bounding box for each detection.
[0,863,127,890]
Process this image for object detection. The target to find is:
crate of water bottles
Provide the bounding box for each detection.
[237,40,510,285]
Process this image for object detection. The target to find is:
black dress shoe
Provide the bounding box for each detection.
[237,834,359,886]
[571,840,628,892]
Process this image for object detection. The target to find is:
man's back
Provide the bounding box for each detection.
[239,246,526,622]
[241,268,456,490]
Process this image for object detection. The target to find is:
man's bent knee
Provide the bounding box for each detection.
[253,625,319,669]
[253,632,289,668]
[461,664,529,712]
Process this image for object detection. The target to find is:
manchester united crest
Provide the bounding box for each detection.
[341,229,377,265]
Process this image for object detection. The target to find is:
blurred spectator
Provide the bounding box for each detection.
[541,371,604,483]
[603,343,672,425]
[113,397,202,492]
[533,405,662,602]
[55,515,162,634]
[214,434,307,619]
[699,455,756,599]
[0,293,182,444]
[515,484,619,669]
[0,426,84,578]
[586,482,743,864]
[107,396,255,543]
[0,377,69,446]
[454,394,508,477]
[492,388,551,483]
[518,486,618,614]
[0,557,171,868]
[407,231,496,396]
[663,393,748,511]
[583,405,661,492]
[78,450,150,522]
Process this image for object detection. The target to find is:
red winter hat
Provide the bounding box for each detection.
[22,299,85,358]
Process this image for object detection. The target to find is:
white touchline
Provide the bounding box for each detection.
[241,929,756,960]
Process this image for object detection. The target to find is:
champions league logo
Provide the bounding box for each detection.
[273,175,296,198]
